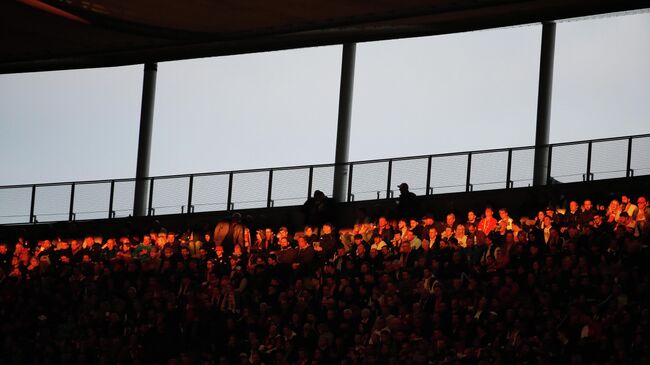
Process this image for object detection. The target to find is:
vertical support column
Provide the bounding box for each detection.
[333,43,356,202]
[133,63,157,216]
[533,22,556,186]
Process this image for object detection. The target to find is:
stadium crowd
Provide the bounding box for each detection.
[0,190,648,364]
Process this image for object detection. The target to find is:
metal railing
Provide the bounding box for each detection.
[1,134,648,225]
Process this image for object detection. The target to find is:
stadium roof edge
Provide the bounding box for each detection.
[1,0,649,74]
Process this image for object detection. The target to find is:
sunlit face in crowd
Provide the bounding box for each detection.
[455,225,465,236]
[583,200,592,210]
[485,208,493,218]
[638,197,647,209]
[621,195,630,205]
[467,211,476,222]
[569,201,579,212]
[446,214,455,226]
[499,210,508,220]
[322,225,332,235]
[609,200,620,212]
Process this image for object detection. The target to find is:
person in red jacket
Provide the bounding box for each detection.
[477,206,497,234]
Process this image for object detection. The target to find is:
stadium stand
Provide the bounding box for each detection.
[1,187,648,364]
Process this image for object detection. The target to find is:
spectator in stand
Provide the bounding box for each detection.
[497,208,514,232]
[564,200,582,227]
[465,210,478,230]
[621,194,638,217]
[373,216,393,244]
[302,190,334,232]
[0,192,648,364]
[396,182,417,218]
[581,199,596,225]
[636,196,649,238]
[478,207,497,234]
[214,213,245,255]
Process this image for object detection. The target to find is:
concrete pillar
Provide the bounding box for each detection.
[333,43,356,202]
[133,63,157,216]
[533,22,556,186]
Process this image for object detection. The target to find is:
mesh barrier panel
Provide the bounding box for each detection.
[631,136,650,177]
[112,180,137,218]
[510,148,534,188]
[271,168,310,207]
[73,182,111,220]
[34,184,71,222]
[470,151,508,191]
[591,140,628,180]
[350,161,389,201]
[392,158,429,196]
[152,177,190,215]
[192,174,229,213]
[430,154,468,194]
[311,166,335,198]
[232,171,268,210]
[0,187,32,224]
[550,143,588,183]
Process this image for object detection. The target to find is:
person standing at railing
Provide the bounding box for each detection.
[396,182,417,219]
[213,213,245,255]
[302,190,334,235]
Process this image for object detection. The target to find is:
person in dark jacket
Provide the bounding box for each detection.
[214,213,245,255]
[396,183,417,219]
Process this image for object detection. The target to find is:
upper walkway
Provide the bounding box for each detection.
[1,133,648,225]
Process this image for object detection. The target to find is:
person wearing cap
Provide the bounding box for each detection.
[396,182,417,219]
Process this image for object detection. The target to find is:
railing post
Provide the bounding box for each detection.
[426,156,432,195]
[347,164,354,202]
[386,160,393,199]
[585,141,593,181]
[187,175,194,214]
[108,180,115,219]
[267,169,274,208]
[147,178,154,216]
[29,184,36,223]
[506,149,513,189]
[68,183,75,221]
[466,153,472,192]
[307,166,314,198]
[227,172,234,211]
[546,145,553,185]
[626,137,633,178]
